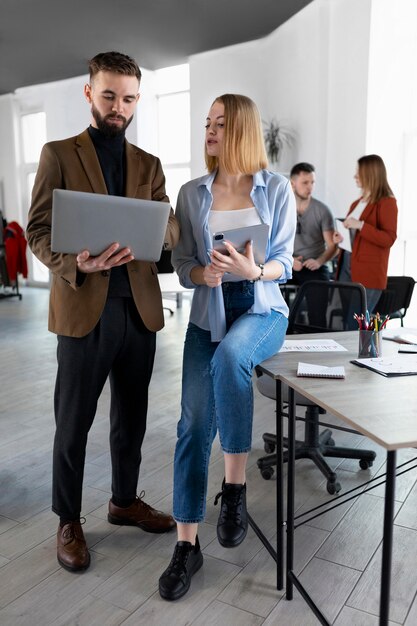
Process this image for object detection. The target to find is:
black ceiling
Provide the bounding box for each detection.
[1,0,313,95]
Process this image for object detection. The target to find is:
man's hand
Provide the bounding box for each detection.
[303,258,321,271]
[293,255,303,272]
[76,243,134,274]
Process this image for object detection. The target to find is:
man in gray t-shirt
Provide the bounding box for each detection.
[289,162,337,326]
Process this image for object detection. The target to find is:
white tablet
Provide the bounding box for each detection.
[212,223,269,264]
[51,189,171,261]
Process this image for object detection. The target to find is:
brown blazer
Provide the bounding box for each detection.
[27,129,180,337]
[336,196,398,290]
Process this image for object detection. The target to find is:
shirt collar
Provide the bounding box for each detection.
[197,169,266,191]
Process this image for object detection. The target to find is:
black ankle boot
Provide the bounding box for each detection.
[214,480,247,548]
[159,536,203,601]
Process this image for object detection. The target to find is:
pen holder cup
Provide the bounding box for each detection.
[358,330,382,358]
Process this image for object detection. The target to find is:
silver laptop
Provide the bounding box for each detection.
[51,189,171,261]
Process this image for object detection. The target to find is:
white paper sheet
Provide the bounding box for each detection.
[335,218,352,252]
[352,355,417,376]
[280,339,348,352]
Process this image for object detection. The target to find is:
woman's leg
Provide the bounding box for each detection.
[212,309,288,454]
[366,288,382,314]
[173,323,218,524]
[212,308,288,546]
[159,324,216,601]
[177,522,198,543]
[159,520,203,601]
[224,452,248,484]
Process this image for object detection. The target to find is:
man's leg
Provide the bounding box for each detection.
[107,299,175,533]
[293,266,330,328]
[53,298,124,570]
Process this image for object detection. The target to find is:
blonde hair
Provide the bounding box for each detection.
[358,154,394,204]
[205,94,268,175]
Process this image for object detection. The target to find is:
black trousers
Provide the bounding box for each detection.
[289,265,330,328]
[52,297,156,519]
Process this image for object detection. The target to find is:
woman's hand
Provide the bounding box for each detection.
[343,216,363,230]
[202,263,224,288]
[210,240,260,281]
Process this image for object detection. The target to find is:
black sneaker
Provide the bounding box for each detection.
[214,480,247,548]
[159,536,203,601]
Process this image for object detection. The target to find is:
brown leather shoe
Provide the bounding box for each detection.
[108,492,176,533]
[57,521,90,571]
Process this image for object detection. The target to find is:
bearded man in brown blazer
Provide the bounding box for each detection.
[27,51,180,572]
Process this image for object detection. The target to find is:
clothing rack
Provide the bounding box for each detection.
[0,211,23,301]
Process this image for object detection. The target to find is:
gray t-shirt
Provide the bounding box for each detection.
[294,197,334,260]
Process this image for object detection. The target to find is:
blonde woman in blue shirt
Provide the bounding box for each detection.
[159,94,296,601]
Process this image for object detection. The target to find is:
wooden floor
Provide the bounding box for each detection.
[0,287,416,626]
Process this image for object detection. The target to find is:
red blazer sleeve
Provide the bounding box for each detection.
[349,196,398,290]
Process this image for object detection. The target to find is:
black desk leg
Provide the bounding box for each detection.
[276,379,284,590]
[286,386,296,600]
[380,450,396,625]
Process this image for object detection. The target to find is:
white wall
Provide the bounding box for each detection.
[0,95,21,220]
[325,0,372,215]
[1,0,415,287]
[189,39,267,179]
[366,0,417,277]
[188,0,372,214]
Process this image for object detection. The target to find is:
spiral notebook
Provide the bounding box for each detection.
[297,362,346,379]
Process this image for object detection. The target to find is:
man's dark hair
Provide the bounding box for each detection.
[290,162,315,177]
[88,51,141,82]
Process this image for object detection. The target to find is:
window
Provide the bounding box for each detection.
[21,112,46,164]
[20,111,49,284]
[155,64,191,207]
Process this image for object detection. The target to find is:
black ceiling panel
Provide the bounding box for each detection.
[0,0,313,94]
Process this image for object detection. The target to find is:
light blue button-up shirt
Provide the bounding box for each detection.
[172,169,296,341]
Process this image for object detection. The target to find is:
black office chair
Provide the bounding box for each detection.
[375,276,415,327]
[256,280,376,494]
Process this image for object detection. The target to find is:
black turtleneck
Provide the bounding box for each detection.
[88,125,131,297]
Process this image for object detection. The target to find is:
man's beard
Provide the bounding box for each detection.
[91,104,133,138]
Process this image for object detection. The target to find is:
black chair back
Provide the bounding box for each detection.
[287,280,367,334]
[375,276,415,326]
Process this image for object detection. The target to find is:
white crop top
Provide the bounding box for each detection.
[208,207,261,234]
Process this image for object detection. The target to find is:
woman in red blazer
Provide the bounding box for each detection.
[334,154,398,323]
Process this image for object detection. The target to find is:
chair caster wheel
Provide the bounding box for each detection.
[264,442,276,454]
[359,459,373,470]
[327,481,341,495]
[261,467,274,480]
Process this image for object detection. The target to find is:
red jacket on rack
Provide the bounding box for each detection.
[4,221,28,281]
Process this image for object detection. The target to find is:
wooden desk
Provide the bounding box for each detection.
[258,331,417,626]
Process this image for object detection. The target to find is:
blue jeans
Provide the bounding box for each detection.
[173,281,288,523]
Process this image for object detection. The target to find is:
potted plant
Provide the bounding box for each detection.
[263,119,295,166]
